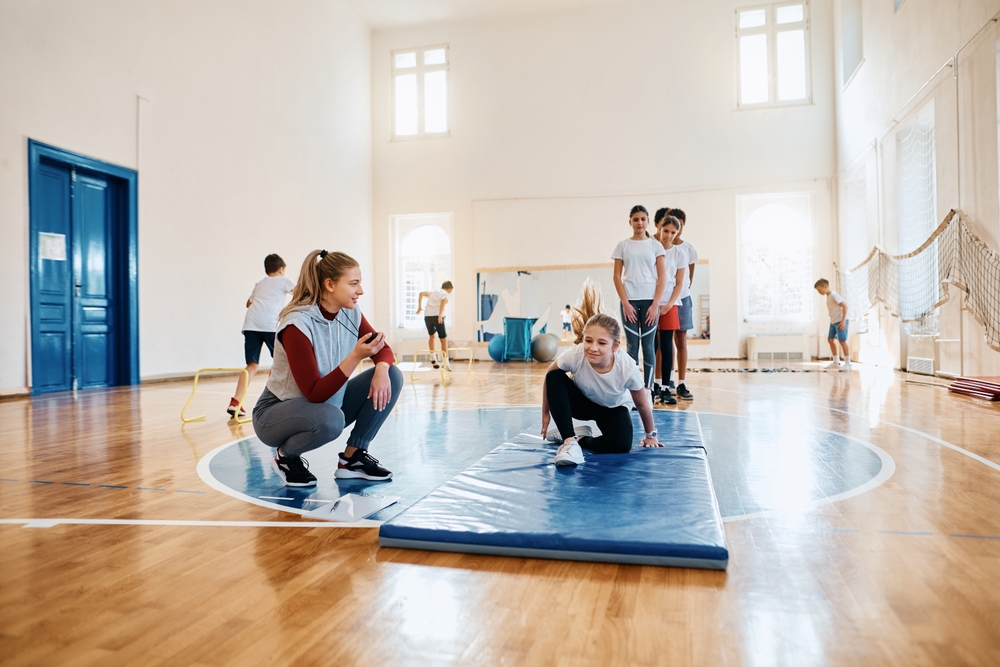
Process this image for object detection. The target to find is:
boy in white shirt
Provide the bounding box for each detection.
[416,281,454,370]
[229,254,295,417]
[668,208,697,400]
[814,278,851,371]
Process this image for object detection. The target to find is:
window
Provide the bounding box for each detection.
[391,214,453,332]
[392,45,449,138]
[735,3,811,107]
[841,0,863,85]
[739,193,814,322]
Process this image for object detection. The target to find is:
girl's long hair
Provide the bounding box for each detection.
[571,280,622,345]
[279,250,359,321]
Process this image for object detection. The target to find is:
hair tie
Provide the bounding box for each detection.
[319,249,328,259]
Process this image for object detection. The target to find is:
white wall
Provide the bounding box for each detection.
[833,0,1000,374]
[370,0,837,357]
[0,0,373,392]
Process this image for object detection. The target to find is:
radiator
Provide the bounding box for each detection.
[906,335,938,376]
[746,335,810,361]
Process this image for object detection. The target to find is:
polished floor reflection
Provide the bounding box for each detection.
[1,361,998,666]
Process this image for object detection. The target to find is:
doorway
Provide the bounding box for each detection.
[28,140,139,395]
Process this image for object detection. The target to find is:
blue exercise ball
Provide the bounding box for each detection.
[487,334,506,362]
[531,333,560,363]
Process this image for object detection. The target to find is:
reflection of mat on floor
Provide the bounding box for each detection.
[379,412,729,570]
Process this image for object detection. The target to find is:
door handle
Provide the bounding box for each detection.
[76,283,81,297]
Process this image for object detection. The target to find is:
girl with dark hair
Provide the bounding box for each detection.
[252,249,403,486]
[611,205,666,387]
[540,282,663,467]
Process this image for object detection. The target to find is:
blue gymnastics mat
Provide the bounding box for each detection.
[379,411,729,570]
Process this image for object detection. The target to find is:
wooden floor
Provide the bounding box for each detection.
[2,361,999,666]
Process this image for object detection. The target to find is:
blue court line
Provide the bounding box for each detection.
[29,480,55,485]
[174,489,206,494]
[135,487,167,492]
[951,534,1000,540]
[876,530,933,536]
[0,478,19,482]
[62,482,91,487]
[1,477,203,494]
[97,484,128,489]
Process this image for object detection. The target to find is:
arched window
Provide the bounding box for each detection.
[394,217,453,330]
[740,194,814,322]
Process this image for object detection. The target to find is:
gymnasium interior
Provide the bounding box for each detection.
[2,0,1000,665]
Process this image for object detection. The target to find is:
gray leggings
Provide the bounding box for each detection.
[252,365,403,457]
[622,299,656,387]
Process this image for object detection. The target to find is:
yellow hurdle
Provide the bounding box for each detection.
[410,348,474,383]
[181,368,251,424]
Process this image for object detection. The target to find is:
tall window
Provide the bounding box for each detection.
[391,214,453,331]
[393,45,449,138]
[841,0,863,84]
[739,193,814,322]
[735,3,811,107]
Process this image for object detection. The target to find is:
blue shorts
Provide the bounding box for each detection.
[676,296,694,331]
[828,320,849,342]
[562,322,571,331]
[243,330,275,364]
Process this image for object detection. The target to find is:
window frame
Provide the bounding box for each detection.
[734,2,812,109]
[389,213,455,338]
[391,44,450,140]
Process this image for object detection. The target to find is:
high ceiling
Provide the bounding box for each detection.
[343,0,641,29]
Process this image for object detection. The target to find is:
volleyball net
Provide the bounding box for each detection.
[838,209,1000,351]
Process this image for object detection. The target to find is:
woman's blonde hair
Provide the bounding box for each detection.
[571,280,622,345]
[279,250,359,320]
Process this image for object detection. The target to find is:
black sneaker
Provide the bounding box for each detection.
[676,383,693,400]
[659,388,677,405]
[666,381,676,396]
[335,449,393,481]
[271,453,317,487]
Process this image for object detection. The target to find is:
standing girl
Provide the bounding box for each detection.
[668,208,698,401]
[655,216,687,406]
[252,250,403,487]
[540,283,663,467]
[612,205,667,387]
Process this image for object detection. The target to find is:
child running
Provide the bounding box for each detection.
[540,282,664,467]
[654,216,688,406]
[612,205,666,388]
[229,254,295,418]
[415,281,454,370]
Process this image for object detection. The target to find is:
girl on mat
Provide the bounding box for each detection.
[540,282,664,467]
[653,216,688,406]
[252,250,403,487]
[612,205,667,388]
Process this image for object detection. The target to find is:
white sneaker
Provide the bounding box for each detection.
[554,439,585,466]
[545,428,563,443]
[824,360,841,370]
[574,424,593,439]
[546,424,592,443]
[840,361,853,372]
[443,360,454,371]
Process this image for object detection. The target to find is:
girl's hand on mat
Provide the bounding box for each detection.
[622,302,637,323]
[369,364,392,411]
[640,437,663,448]
[355,331,386,358]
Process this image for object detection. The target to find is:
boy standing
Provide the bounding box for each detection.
[416,281,454,370]
[561,304,572,340]
[229,254,295,417]
[814,278,851,371]
[668,208,697,400]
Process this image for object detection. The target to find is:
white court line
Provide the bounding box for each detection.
[699,384,1000,473]
[1,518,378,529]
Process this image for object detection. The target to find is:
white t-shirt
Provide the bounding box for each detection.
[561,309,572,324]
[243,276,295,332]
[658,245,687,307]
[673,240,698,300]
[827,291,845,323]
[556,344,644,409]
[612,238,666,301]
[424,289,449,317]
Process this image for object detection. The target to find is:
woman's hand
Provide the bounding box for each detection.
[368,363,393,411]
[353,331,386,360]
[640,436,664,448]
[622,301,637,323]
[644,305,658,327]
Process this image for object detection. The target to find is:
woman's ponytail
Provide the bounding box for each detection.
[279,249,359,321]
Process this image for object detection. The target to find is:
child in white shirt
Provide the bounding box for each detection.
[814,278,851,371]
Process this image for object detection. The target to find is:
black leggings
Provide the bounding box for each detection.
[545,369,633,454]
[659,327,676,385]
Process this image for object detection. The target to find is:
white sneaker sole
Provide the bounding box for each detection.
[554,450,585,466]
[334,468,393,482]
[270,458,316,487]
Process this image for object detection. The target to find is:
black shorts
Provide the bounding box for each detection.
[243,330,275,364]
[424,316,447,338]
